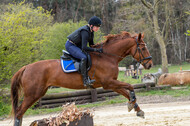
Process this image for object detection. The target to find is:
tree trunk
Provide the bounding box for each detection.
[153,14,168,73]
[141,0,169,73]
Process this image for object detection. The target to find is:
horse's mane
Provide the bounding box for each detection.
[93,31,138,47]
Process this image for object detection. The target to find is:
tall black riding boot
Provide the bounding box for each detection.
[80,58,95,87]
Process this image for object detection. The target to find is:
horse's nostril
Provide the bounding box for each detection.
[149,64,152,69]
[147,64,151,69]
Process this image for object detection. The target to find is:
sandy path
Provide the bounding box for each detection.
[1,101,190,126]
[94,101,190,126]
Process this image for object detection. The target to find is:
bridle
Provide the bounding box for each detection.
[132,37,152,66]
[93,37,152,66]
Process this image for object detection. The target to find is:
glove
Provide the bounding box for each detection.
[95,48,103,53]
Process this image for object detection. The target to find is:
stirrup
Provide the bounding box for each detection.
[87,76,95,84]
[83,77,95,87]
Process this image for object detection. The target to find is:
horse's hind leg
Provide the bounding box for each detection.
[14,96,34,126]
[14,87,48,126]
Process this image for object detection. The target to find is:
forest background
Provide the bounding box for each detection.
[0,0,190,86]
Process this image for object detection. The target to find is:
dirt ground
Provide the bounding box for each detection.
[94,101,190,126]
[1,95,190,126]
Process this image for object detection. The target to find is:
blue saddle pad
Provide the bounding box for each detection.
[61,59,79,73]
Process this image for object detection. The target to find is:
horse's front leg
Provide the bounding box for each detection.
[104,80,144,118]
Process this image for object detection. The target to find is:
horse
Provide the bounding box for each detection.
[11,31,153,126]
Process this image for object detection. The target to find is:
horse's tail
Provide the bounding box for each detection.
[11,66,26,117]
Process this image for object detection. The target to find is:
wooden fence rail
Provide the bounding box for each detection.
[36,83,170,108]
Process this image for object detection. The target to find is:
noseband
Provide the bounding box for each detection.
[133,37,152,66]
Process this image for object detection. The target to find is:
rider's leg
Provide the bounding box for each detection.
[65,41,86,59]
[65,41,95,86]
[80,58,95,87]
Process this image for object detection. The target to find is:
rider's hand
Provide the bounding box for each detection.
[95,48,103,53]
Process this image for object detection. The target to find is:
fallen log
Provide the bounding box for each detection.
[40,95,91,105]
[158,72,190,86]
[42,83,155,100]
[39,99,92,109]
[133,83,155,89]
[151,85,171,90]
[42,90,91,100]
[97,92,119,98]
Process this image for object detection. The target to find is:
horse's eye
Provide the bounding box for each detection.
[142,47,146,51]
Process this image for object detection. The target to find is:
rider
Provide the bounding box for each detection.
[65,16,103,87]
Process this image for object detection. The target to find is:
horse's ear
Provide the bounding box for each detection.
[138,33,142,42]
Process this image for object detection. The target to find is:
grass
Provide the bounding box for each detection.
[137,85,190,97]
[46,87,75,94]
[143,62,190,74]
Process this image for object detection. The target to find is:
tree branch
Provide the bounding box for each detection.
[153,0,161,9]
[141,0,152,9]
[145,9,153,25]
[162,17,169,37]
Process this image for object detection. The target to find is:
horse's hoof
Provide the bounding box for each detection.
[137,110,145,119]
[127,103,134,112]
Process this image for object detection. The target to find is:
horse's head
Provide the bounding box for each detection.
[131,33,153,69]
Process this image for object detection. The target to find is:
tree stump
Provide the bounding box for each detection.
[30,114,93,126]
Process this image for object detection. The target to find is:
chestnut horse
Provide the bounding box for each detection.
[11,31,153,126]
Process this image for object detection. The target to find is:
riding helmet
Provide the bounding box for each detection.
[88,16,102,27]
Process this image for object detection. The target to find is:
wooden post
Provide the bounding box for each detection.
[145,83,152,91]
[37,98,42,108]
[90,89,97,102]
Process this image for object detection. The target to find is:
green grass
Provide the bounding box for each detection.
[143,62,190,74]
[24,106,63,116]
[137,85,190,97]
[117,72,142,84]
[46,87,76,94]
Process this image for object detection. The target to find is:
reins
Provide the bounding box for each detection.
[102,52,125,59]
[97,42,125,59]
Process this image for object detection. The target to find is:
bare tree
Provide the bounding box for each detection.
[141,0,169,73]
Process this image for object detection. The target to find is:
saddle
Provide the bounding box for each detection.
[60,50,92,73]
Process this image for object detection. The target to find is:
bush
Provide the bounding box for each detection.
[0,2,53,83]
[185,30,190,36]
[0,89,11,117]
[41,20,104,59]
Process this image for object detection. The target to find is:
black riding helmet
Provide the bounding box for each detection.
[88,16,102,27]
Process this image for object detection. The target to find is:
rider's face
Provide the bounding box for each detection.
[91,25,100,32]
